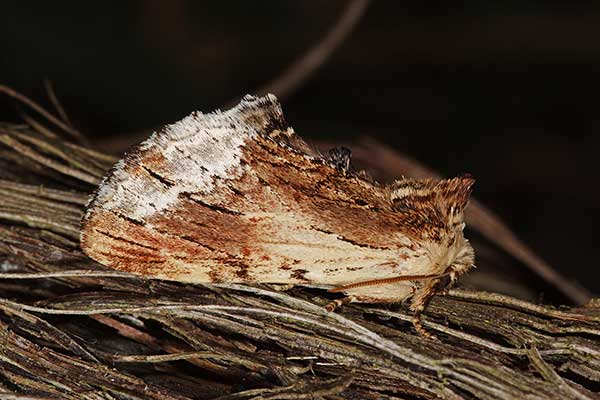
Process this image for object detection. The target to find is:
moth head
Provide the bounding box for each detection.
[388,175,475,241]
[388,175,475,274]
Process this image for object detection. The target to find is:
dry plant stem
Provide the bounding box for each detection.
[256,0,370,100]
[528,347,593,400]
[0,179,88,205]
[0,270,135,279]
[63,141,119,164]
[10,128,105,178]
[0,85,84,143]
[19,113,59,140]
[43,79,74,129]
[0,120,599,398]
[352,138,592,305]
[447,289,600,323]
[466,201,592,303]
[0,135,99,185]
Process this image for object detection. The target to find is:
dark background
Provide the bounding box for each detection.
[1,2,598,298]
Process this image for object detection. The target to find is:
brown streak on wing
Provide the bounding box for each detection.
[240,136,419,248]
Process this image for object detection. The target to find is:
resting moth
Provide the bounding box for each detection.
[80,94,475,337]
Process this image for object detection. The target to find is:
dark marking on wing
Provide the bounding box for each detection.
[95,229,157,250]
[141,165,176,188]
[181,193,243,216]
[290,269,309,282]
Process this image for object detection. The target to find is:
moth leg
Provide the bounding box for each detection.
[438,262,474,295]
[325,283,415,313]
[410,260,475,337]
[437,268,458,296]
[410,277,449,340]
[324,295,356,312]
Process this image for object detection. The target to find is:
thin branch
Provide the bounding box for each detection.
[9,130,106,178]
[112,351,253,364]
[0,395,57,400]
[528,347,593,400]
[367,308,568,356]
[0,134,99,185]
[448,289,599,323]
[256,0,370,100]
[0,270,136,279]
[18,113,59,140]
[43,79,74,129]
[0,179,88,205]
[0,85,84,143]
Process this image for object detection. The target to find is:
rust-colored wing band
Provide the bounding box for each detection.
[328,272,451,293]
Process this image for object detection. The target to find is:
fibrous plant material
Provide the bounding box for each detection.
[0,93,599,399]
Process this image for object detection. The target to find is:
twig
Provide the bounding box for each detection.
[448,289,599,323]
[256,0,370,100]
[367,308,569,356]
[9,130,105,178]
[0,270,136,279]
[0,134,99,185]
[0,85,84,143]
[43,79,74,129]
[112,351,254,364]
[528,347,593,400]
[0,179,88,205]
[18,113,58,140]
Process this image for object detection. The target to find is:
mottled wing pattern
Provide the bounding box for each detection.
[81,95,473,295]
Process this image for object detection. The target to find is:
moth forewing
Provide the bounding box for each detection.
[80,94,475,337]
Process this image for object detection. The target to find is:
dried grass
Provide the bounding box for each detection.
[0,97,598,399]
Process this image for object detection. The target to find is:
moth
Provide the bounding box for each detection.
[80,94,475,337]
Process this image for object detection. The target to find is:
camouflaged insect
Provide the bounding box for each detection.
[80,94,476,337]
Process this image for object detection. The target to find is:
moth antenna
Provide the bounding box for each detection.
[328,272,451,293]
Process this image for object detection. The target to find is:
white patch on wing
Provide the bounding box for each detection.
[89,95,282,220]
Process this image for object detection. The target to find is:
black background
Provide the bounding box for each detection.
[1,1,598,298]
